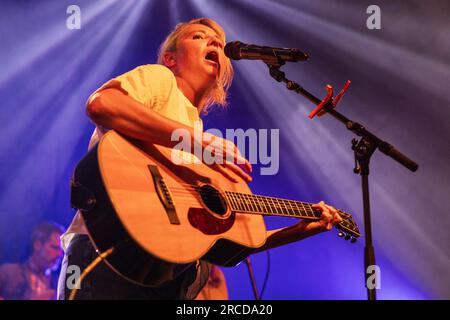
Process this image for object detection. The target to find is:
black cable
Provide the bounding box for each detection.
[68,246,115,300]
[259,250,271,299]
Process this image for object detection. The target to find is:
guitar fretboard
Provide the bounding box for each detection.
[225,191,321,220]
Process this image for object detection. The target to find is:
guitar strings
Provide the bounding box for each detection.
[168,181,325,207]
[157,188,322,220]
[143,179,318,213]
[130,184,354,230]
[164,182,318,207]
[167,186,334,213]
[168,187,317,210]
[167,186,322,214]
[140,179,350,221]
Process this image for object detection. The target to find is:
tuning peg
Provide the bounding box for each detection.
[344,234,351,241]
[338,232,344,237]
[350,237,357,244]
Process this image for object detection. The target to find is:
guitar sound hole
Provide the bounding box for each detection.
[199,185,227,216]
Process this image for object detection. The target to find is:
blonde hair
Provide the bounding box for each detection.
[157,18,233,114]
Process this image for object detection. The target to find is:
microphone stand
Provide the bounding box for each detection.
[245,257,260,300]
[264,61,418,300]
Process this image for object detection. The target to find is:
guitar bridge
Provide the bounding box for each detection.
[147,165,180,225]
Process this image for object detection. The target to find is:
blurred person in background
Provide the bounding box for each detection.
[0,221,64,300]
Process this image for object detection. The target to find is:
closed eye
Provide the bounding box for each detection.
[190,32,223,47]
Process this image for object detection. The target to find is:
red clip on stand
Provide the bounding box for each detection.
[308,81,351,119]
[265,61,418,301]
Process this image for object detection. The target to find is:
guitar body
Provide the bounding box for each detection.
[72,130,266,287]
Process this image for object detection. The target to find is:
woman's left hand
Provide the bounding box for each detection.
[297,201,343,233]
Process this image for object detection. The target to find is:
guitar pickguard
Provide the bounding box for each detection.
[188,208,235,235]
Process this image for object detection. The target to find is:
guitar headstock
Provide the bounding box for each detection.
[336,210,360,243]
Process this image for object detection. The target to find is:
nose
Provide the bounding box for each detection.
[207,36,223,49]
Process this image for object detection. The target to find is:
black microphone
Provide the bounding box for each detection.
[224,41,309,64]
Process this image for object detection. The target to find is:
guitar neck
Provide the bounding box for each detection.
[224,191,322,220]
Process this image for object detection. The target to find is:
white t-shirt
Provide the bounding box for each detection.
[62,64,204,249]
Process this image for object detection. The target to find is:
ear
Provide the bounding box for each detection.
[162,51,176,68]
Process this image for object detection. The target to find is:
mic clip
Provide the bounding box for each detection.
[264,56,286,68]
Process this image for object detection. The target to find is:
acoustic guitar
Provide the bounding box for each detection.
[71,130,360,287]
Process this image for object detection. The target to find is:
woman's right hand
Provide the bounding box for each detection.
[199,132,252,183]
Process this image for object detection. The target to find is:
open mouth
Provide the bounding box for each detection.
[205,50,220,67]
